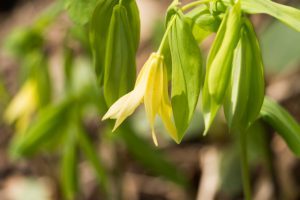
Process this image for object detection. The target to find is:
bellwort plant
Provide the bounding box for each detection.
[95,0,300,198]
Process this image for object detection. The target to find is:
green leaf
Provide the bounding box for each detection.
[261,19,300,72]
[124,0,140,51]
[185,5,220,43]
[117,123,188,187]
[61,127,78,200]
[64,0,99,25]
[89,0,118,84]
[89,0,139,86]
[260,97,300,156]
[10,98,72,158]
[78,128,108,192]
[223,0,300,32]
[169,12,203,140]
[103,4,137,106]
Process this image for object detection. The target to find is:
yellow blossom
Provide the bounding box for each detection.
[102,53,178,145]
[4,79,38,132]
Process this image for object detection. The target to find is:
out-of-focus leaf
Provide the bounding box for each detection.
[4,29,43,58]
[64,0,99,25]
[261,20,300,72]
[103,4,137,106]
[10,97,73,158]
[61,127,78,200]
[118,123,188,187]
[223,0,300,32]
[78,127,108,192]
[260,97,300,156]
[169,11,203,140]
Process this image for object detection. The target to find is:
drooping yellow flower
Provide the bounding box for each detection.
[102,53,178,145]
[4,79,38,132]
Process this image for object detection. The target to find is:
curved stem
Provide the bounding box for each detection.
[238,130,252,200]
[157,16,177,54]
[181,0,211,11]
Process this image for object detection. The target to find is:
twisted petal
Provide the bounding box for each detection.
[102,53,156,131]
[159,65,179,143]
[144,54,164,146]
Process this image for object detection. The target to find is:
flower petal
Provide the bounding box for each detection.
[144,54,164,127]
[151,129,158,146]
[159,65,179,143]
[102,92,132,120]
[112,89,143,131]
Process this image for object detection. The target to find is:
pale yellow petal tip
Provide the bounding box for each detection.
[203,128,209,136]
[151,130,158,147]
[112,122,120,132]
[101,113,110,121]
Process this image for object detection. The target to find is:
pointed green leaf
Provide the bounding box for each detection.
[61,128,78,200]
[169,12,203,140]
[223,0,300,32]
[89,0,140,86]
[89,0,117,84]
[260,97,300,156]
[64,0,99,25]
[103,4,140,106]
[10,98,72,158]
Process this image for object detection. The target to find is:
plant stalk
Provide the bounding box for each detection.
[181,0,211,11]
[238,130,252,200]
[157,15,177,54]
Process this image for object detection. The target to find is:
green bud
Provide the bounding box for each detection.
[224,19,265,131]
[208,2,242,103]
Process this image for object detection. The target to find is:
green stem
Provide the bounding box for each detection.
[238,130,252,200]
[119,0,123,5]
[157,16,177,54]
[181,0,211,11]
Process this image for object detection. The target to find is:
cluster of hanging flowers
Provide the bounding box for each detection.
[102,53,178,146]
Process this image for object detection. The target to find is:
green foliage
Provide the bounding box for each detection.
[168,11,203,140]
[10,98,73,158]
[61,128,78,200]
[64,0,99,25]
[207,3,241,103]
[260,97,300,156]
[3,0,300,199]
[223,0,300,32]
[118,123,188,187]
[89,0,140,105]
[261,20,300,72]
[103,4,137,105]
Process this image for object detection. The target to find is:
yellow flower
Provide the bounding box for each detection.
[4,79,38,132]
[102,53,178,145]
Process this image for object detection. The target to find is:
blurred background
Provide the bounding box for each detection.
[0,0,300,199]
